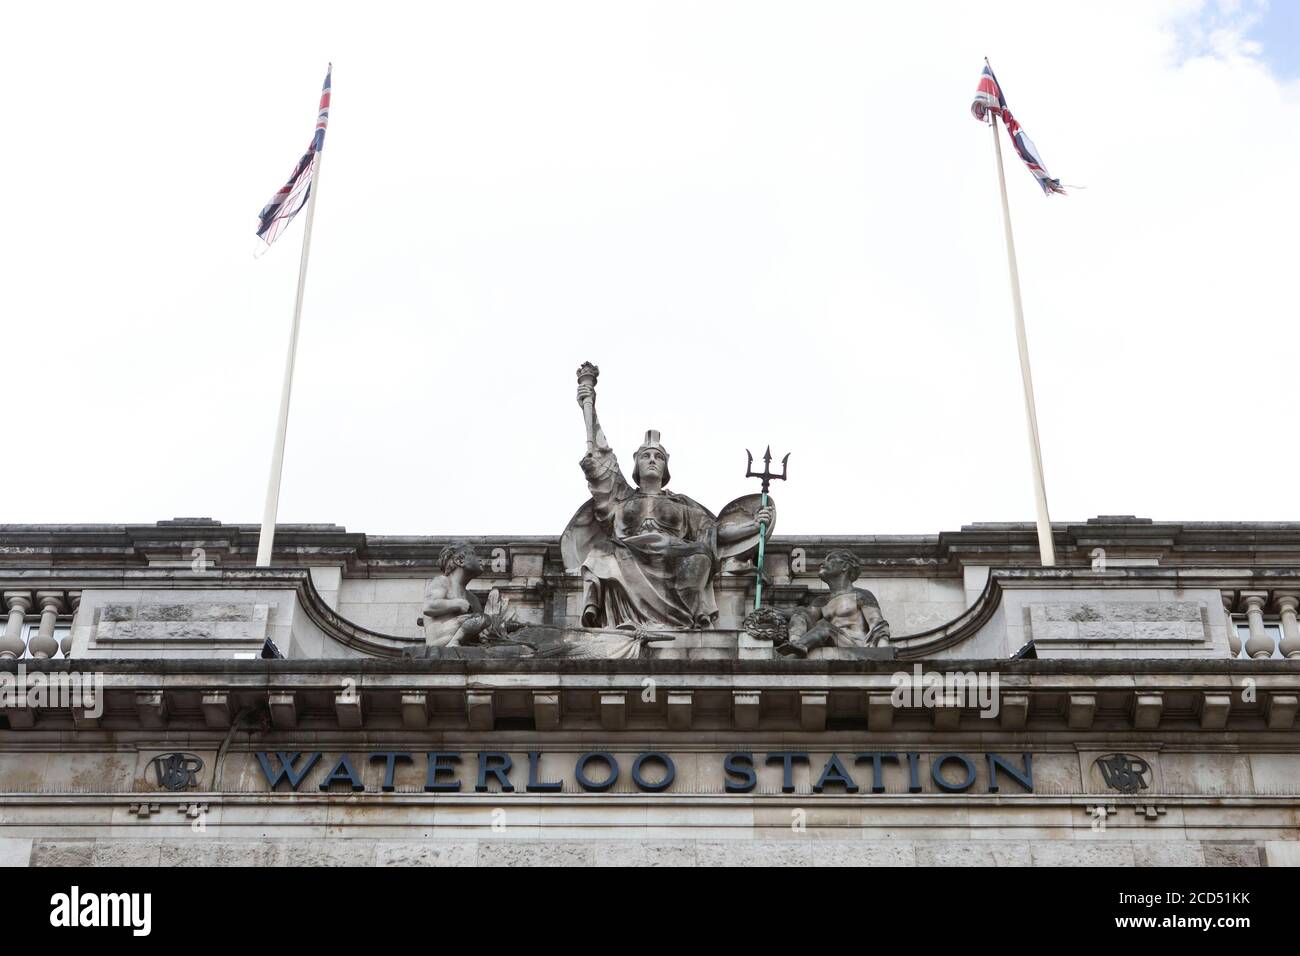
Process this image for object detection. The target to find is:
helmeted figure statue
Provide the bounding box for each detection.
[562,365,773,630]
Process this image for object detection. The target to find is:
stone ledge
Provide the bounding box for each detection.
[8,656,1297,676]
[21,837,1270,867]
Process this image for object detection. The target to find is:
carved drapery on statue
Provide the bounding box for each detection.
[562,428,772,630]
[570,440,720,629]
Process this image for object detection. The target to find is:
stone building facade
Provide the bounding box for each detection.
[1,516,1298,867]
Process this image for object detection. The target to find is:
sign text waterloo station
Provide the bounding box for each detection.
[255,750,1035,795]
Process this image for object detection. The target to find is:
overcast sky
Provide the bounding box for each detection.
[3,1,1298,537]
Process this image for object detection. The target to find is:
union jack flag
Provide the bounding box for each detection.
[971,60,1064,196]
[256,65,332,246]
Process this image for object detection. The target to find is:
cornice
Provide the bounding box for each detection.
[2,656,1296,736]
[9,518,1300,574]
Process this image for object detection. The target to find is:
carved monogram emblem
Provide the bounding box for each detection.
[1094,753,1150,793]
[150,752,204,791]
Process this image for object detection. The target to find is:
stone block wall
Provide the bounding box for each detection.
[1006,588,1232,659]
[8,837,1285,867]
[70,588,330,659]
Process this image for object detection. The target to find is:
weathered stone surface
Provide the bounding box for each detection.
[376,841,477,867]
[1262,841,1300,867]
[282,839,377,867]
[1076,621,1132,641]
[1160,754,1253,795]
[813,841,919,866]
[1134,622,1194,642]
[0,752,51,790]
[1035,602,1203,624]
[695,841,814,867]
[8,835,1289,866]
[92,840,164,867]
[202,603,264,622]
[903,603,965,632]
[1132,843,1205,866]
[0,838,33,867]
[477,841,595,867]
[213,840,293,868]
[138,604,195,621]
[1029,842,1137,867]
[915,841,1032,867]
[159,840,220,867]
[592,841,699,867]
[106,621,265,642]
[1201,842,1262,867]
[30,840,94,867]
[100,603,136,623]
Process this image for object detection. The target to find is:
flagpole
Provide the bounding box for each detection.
[989,116,1056,567]
[256,150,323,567]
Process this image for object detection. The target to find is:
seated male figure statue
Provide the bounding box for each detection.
[778,549,890,657]
[422,543,494,647]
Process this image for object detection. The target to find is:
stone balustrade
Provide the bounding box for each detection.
[0,590,78,660]
[1222,589,1298,660]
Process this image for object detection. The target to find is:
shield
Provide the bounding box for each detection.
[715,493,776,561]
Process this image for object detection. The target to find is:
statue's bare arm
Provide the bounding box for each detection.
[860,595,890,643]
[716,506,775,544]
[423,577,470,617]
[576,383,611,454]
[715,492,778,547]
[576,384,627,524]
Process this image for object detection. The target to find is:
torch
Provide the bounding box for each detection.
[577,361,600,453]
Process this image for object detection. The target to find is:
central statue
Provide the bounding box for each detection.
[562,364,772,630]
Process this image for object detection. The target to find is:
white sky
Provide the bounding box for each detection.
[3,1,1298,536]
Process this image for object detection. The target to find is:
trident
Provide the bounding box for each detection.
[745,446,789,609]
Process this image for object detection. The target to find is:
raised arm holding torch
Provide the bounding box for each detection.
[576,362,600,454]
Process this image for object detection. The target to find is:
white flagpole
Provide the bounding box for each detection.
[989,115,1056,567]
[256,150,323,567]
